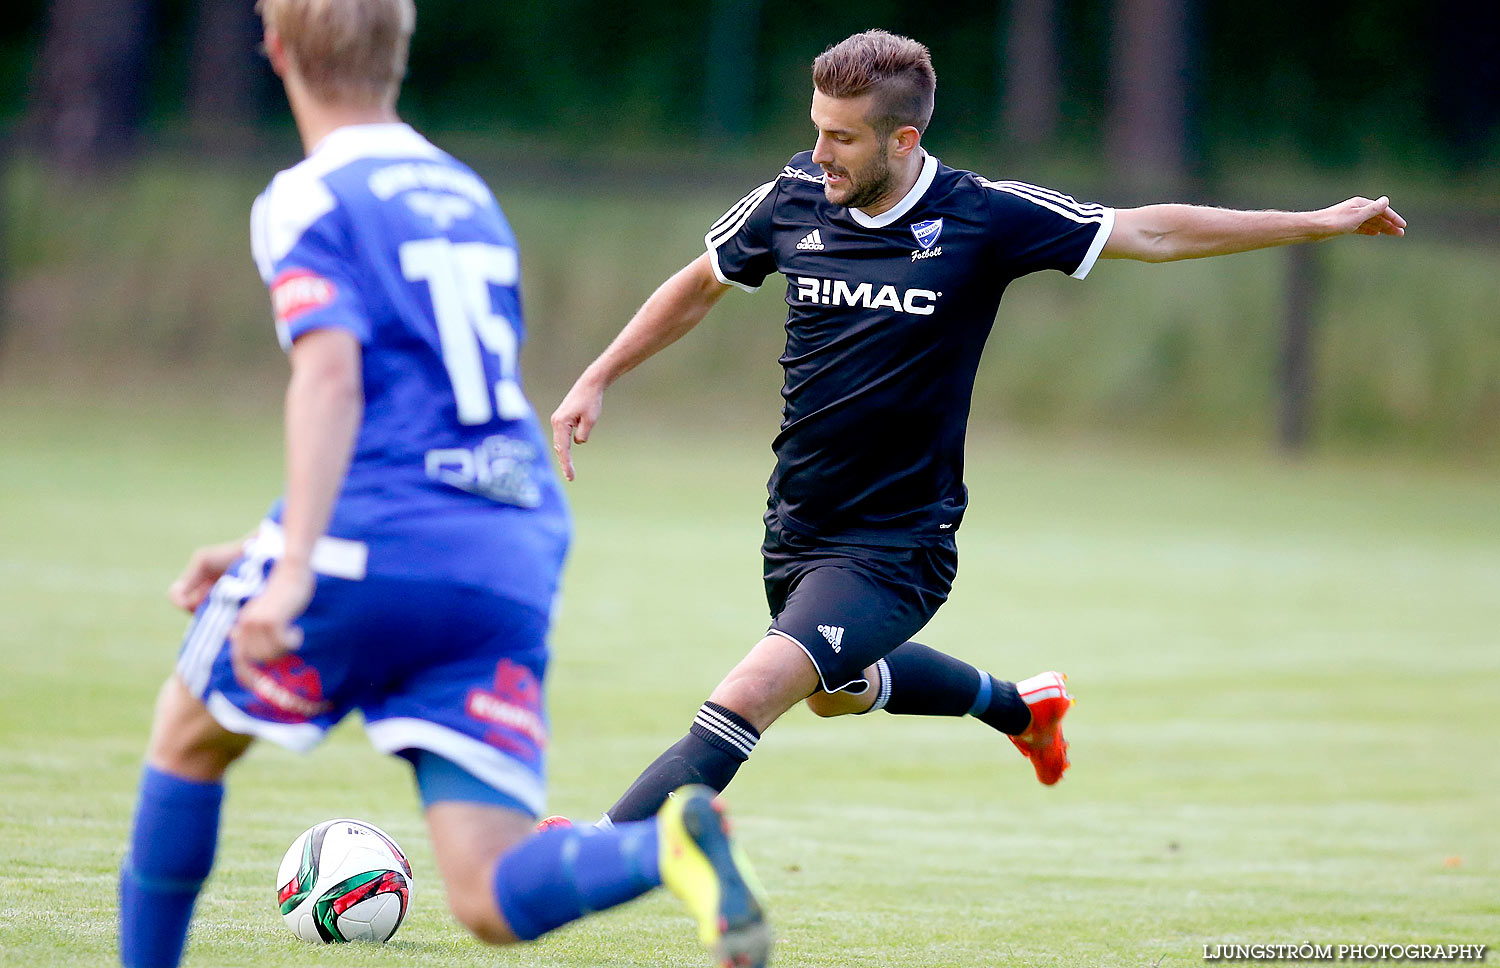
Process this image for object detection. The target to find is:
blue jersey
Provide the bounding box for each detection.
[249,123,568,609]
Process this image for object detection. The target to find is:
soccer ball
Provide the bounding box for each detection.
[275,818,414,944]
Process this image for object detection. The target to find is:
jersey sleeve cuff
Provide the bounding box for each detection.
[1070,207,1116,280]
[704,239,762,294]
[278,315,370,352]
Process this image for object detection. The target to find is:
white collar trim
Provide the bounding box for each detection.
[296,122,443,180]
[847,151,937,228]
[311,122,425,155]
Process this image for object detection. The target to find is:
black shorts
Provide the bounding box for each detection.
[762,519,957,693]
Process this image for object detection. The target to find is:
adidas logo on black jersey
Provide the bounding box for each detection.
[817,624,845,652]
[796,230,826,251]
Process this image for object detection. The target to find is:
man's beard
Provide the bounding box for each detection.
[825,152,894,209]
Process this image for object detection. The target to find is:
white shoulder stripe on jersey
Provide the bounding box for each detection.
[706,181,775,251]
[707,180,775,240]
[707,161,824,239]
[705,180,775,294]
[704,164,823,293]
[985,179,1106,216]
[250,192,271,280]
[251,123,446,283]
[251,169,338,282]
[982,181,1107,226]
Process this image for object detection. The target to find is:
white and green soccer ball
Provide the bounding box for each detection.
[276,818,414,944]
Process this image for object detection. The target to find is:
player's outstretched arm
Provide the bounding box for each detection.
[1102,196,1406,263]
[551,253,731,481]
[230,327,363,682]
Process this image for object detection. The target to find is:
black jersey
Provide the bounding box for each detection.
[707,150,1113,546]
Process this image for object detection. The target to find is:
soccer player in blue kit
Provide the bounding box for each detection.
[551,30,1406,826]
[116,2,769,967]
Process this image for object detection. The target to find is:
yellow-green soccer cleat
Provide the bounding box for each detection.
[657,786,771,968]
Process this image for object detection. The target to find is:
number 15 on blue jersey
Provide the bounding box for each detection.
[400,238,529,426]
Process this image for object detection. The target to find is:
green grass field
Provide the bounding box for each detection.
[0,387,1496,967]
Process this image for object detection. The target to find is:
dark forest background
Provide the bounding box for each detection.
[6,0,1499,182]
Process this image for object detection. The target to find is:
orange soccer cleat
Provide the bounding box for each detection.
[1009,671,1074,785]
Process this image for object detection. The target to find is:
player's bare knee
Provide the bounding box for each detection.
[442,852,520,945]
[426,802,531,945]
[145,677,251,780]
[147,729,248,780]
[804,664,879,718]
[711,673,809,731]
[804,684,874,717]
[804,691,851,717]
[447,887,518,945]
[712,673,774,716]
[710,636,822,727]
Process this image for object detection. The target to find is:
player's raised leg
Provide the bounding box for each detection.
[765,555,1076,784]
[807,643,1075,785]
[120,677,253,968]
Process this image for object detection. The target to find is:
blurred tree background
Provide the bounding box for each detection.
[1,0,1497,456]
[8,0,1499,174]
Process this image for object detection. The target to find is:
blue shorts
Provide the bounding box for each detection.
[176,525,555,816]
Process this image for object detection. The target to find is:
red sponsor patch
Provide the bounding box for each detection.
[270,268,336,325]
[246,654,332,723]
[465,659,547,755]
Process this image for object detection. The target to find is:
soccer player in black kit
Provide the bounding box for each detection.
[551,29,1406,826]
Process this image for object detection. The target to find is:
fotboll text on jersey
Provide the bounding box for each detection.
[793,276,941,315]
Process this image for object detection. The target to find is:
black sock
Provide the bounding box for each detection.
[605,701,760,823]
[881,641,981,716]
[879,641,1032,734]
[973,677,1031,735]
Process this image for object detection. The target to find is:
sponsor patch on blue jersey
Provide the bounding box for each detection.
[911,217,944,250]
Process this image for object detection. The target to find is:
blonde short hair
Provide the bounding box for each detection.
[257,0,416,107]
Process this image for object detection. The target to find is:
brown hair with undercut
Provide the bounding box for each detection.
[256,0,415,107]
[812,29,936,138]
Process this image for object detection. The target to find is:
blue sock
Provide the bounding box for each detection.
[492,820,661,940]
[119,767,224,968]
